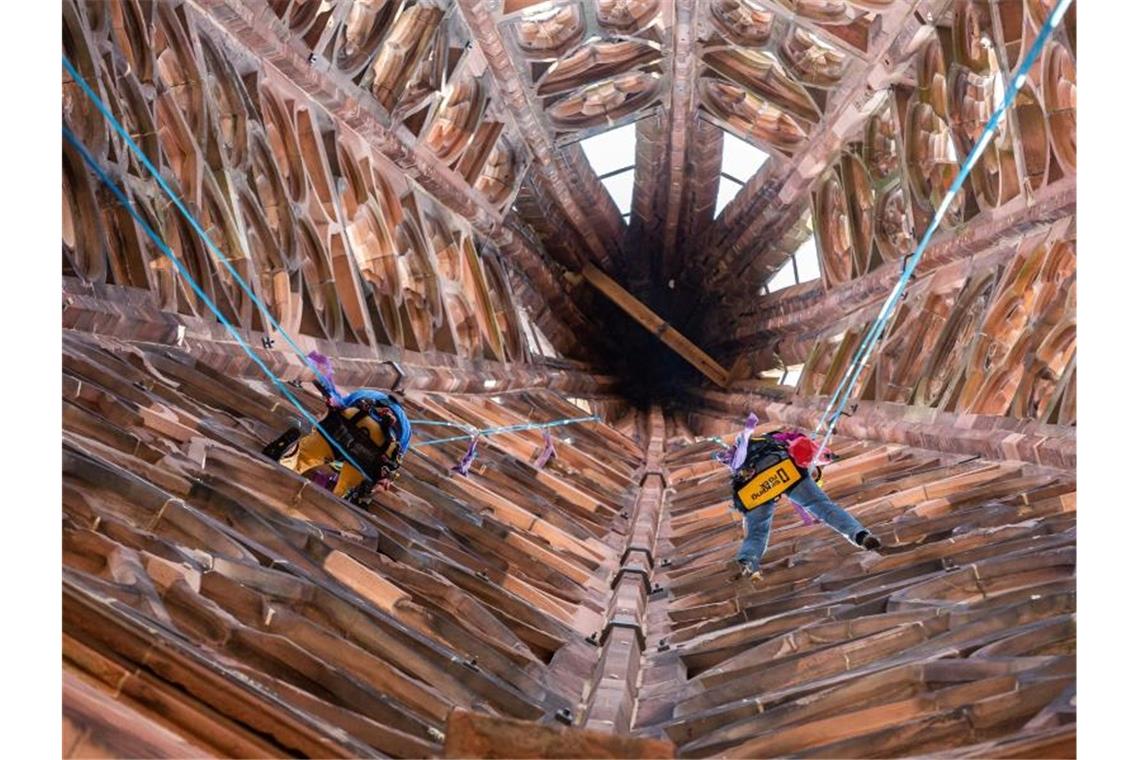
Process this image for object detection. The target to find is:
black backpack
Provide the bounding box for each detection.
[730,434,802,511]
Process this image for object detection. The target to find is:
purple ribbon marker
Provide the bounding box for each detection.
[307,350,344,405]
[452,435,480,477]
[307,350,335,380]
[308,468,339,491]
[534,431,557,469]
[722,412,759,472]
[791,502,820,526]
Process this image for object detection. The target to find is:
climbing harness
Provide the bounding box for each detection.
[808,0,1074,468]
[719,420,829,525]
[260,386,410,503]
[62,60,377,484]
[315,390,409,482]
[64,52,604,494]
[730,434,804,511]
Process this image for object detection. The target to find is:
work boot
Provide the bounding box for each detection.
[736,559,753,579]
[854,530,882,551]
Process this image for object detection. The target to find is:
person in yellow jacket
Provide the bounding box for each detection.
[264,387,411,503]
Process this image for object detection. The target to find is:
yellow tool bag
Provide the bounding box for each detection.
[735,453,803,510]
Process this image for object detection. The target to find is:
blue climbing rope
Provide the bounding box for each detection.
[65,54,602,463]
[62,124,375,481]
[63,54,322,378]
[411,416,601,448]
[810,0,1074,469]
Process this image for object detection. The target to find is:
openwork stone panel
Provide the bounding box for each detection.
[811,0,1076,288]
[62,0,528,363]
[500,0,667,143]
[260,0,529,211]
[694,0,895,157]
[799,220,1075,425]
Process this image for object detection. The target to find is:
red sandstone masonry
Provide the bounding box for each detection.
[584,407,669,733]
[686,388,1074,471]
[63,279,620,399]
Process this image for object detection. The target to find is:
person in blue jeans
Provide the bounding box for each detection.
[727,427,881,581]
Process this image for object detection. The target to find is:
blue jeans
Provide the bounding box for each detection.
[735,476,867,572]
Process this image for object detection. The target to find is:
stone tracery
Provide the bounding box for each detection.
[60,2,1080,752]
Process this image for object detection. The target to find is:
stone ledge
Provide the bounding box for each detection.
[444,708,676,758]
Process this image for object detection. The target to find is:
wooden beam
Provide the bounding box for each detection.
[580,264,730,388]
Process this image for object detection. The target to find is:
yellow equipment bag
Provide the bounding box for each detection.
[735,457,802,510]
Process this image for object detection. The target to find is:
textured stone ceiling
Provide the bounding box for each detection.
[63,0,1077,399]
[61,1,1077,756]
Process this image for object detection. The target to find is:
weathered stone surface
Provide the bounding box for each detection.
[60,1,1080,756]
[637,429,1074,758]
[443,709,675,759]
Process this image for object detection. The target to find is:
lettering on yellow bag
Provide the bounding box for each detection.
[736,458,802,510]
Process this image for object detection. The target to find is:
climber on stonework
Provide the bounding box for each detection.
[262,354,411,504]
[718,416,881,582]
